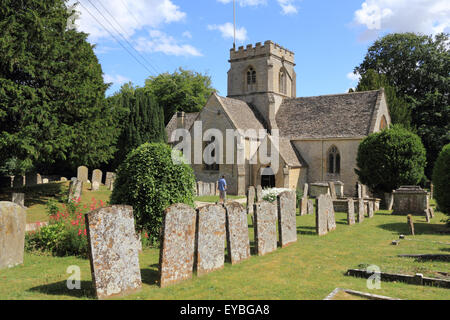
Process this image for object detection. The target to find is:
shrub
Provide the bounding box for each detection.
[355,125,427,194]
[110,143,196,245]
[432,144,450,215]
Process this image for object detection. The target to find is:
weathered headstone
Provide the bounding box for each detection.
[424,209,431,223]
[407,215,415,236]
[368,201,374,218]
[307,199,315,215]
[60,177,68,182]
[91,169,102,187]
[210,182,216,196]
[77,166,88,182]
[246,186,255,215]
[42,178,49,184]
[328,181,337,199]
[357,183,363,199]
[316,195,330,236]
[159,203,196,288]
[197,181,203,196]
[256,185,263,202]
[68,179,83,202]
[429,207,435,219]
[11,193,24,208]
[196,204,226,276]
[302,183,309,198]
[0,202,26,270]
[358,198,365,223]
[203,182,210,196]
[104,172,114,189]
[326,197,336,231]
[92,181,100,191]
[224,202,250,265]
[277,191,297,248]
[85,205,141,299]
[13,175,24,189]
[299,197,308,216]
[254,201,277,256]
[347,198,355,225]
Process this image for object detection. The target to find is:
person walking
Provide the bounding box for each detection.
[218,175,227,204]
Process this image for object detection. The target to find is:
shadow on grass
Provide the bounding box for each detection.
[378,222,450,235]
[0,183,67,207]
[141,268,160,286]
[297,226,316,236]
[28,280,95,299]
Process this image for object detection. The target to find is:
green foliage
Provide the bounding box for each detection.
[432,144,450,215]
[110,143,196,245]
[355,125,427,194]
[145,68,216,125]
[355,69,412,129]
[355,32,450,178]
[45,199,59,217]
[0,0,122,174]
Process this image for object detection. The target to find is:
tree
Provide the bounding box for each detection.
[145,68,216,125]
[355,125,427,195]
[110,143,196,245]
[108,85,167,170]
[355,32,450,178]
[355,69,411,129]
[432,144,450,215]
[0,0,120,174]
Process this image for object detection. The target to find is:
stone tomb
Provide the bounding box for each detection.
[224,202,250,265]
[328,181,337,199]
[196,204,226,276]
[392,186,429,215]
[347,198,356,225]
[254,201,277,256]
[277,191,297,247]
[310,183,330,198]
[0,202,26,270]
[12,193,25,208]
[85,205,142,299]
[159,203,197,288]
[77,166,89,182]
[246,186,255,215]
[91,169,102,187]
[316,194,336,236]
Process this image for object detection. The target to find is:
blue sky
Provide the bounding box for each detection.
[70,0,450,97]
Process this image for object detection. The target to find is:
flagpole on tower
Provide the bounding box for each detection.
[233,0,236,49]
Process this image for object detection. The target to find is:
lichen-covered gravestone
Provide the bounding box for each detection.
[68,179,83,202]
[254,201,278,256]
[358,198,365,223]
[77,166,88,182]
[367,201,374,218]
[91,169,102,187]
[256,185,263,202]
[347,198,355,225]
[224,202,250,265]
[277,191,297,247]
[159,203,197,288]
[299,197,308,216]
[12,193,25,208]
[0,202,26,270]
[316,194,335,235]
[92,181,100,191]
[196,204,226,276]
[85,205,142,299]
[246,186,255,215]
[104,172,114,189]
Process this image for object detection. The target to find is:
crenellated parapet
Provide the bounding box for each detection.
[230,40,295,64]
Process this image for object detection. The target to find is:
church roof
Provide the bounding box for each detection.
[166,112,199,143]
[276,90,383,139]
[217,95,265,133]
[277,137,307,168]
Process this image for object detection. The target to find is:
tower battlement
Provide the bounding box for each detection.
[230,40,295,64]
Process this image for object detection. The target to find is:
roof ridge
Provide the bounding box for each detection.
[284,89,381,101]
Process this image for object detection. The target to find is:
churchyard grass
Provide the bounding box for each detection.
[0,190,448,300]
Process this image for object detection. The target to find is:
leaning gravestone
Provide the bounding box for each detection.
[347,198,355,225]
[246,186,255,215]
[12,193,25,208]
[92,169,102,187]
[316,195,330,236]
[77,166,88,182]
[196,204,226,276]
[159,203,197,288]
[358,198,365,223]
[68,179,83,202]
[256,185,263,202]
[254,201,277,256]
[0,202,26,270]
[277,191,297,248]
[328,181,337,199]
[224,202,251,265]
[85,205,142,299]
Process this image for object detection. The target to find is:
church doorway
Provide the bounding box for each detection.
[260,167,276,189]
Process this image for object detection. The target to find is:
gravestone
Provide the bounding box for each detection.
[277,191,297,248]
[310,183,329,198]
[77,166,88,182]
[316,195,331,236]
[210,182,217,196]
[196,204,226,276]
[424,209,431,223]
[42,178,49,184]
[254,201,277,256]
[68,179,83,202]
[407,215,415,236]
[12,193,24,208]
[307,199,315,215]
[326,197,336,231]
[246,186,255,215]
[92,181,100,191]
[159,203,197,288]
[328,181,337,199]
[0,202,26,270]
[60,177,68,182]
[429,207,435,219]
[358,198,365,223]
[256,185,263,202]
[203,182,210,196]
[334,181,344,198]
[347,198,355,225]
[430,183,434,199]
[224,202,250,265]
[13,175,24,189]
[85,205,142,299]
[104,172,114,189]
[92,169,102,186]
[303,183,309,198]
[392,186,428,215]
[357,183,363,199]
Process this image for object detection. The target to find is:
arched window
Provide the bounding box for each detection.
[380,115,387,130]
[246,67,256,92]
[327,146,341,174]
[279,69,286,94]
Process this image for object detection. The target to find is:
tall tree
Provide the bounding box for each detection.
[355,33,450,178]
[0,0,121,174]
[145,68,216,125]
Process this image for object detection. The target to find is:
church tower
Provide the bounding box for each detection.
[227,40,296,131]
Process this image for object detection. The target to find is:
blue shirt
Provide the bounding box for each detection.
[218,178,227,191]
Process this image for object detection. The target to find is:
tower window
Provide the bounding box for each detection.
[279,69,287,94]
[327,146,341,174]
[247,67,256,85]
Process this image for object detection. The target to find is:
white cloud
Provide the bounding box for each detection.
[277,0,298,15]
[104,74,131,85]
[135,30,203,57]
[347,72,361,83]
[208,22,248,42]
[217,0,267,6]
[354,0,450,37]
[216,0,298,14]
[182,31,192,39]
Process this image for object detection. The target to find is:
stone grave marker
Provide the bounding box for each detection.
[85,205,142,299]
[328,181,337,199]
[407,215,415,236]
[368,201,374,218]
[299,197,308,216]
[77,166,88,182]
[254,201,277,256]
[246,186,255,215]
[424,209,431,223]
[159,203,196,288]
[256,185,263,202]
[197,182,203,197]
[0,202,26,270]
[60,177,68,182]
[92,181,100,191]
[210,182,217,196]
[347,198,355,225]
[68,179,83,202]
[429,207,435,219]
[307,199,315,215]
[196,204,226,276]
[42,178,49,184]
[277,191,297,248]
[11,193,25,208]
[303,183,309,198]
[316,195,329,236]
[104,172,114,189]
[92,169,102,186]
[358,198,365,223]
[224,202,250,265]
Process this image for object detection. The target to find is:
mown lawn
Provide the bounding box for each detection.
[0,187,448,300]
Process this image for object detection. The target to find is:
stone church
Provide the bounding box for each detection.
[166,40,391,196]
